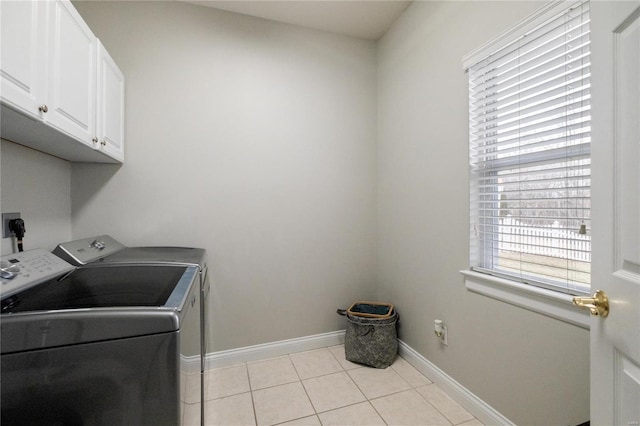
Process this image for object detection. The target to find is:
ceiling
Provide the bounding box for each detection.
[182,1,412,40]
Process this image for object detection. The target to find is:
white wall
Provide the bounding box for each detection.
[1,140,71,255]
[376,2,590,425]
[71,1,378,351]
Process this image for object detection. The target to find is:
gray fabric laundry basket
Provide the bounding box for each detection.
[338,303,398,369]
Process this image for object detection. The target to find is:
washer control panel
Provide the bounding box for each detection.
[1,249,75,298]
[53,235,126,265]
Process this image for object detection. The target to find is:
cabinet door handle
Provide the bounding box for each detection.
[100,140,106,147]
[38,104,48,113]
[92,137,98,144]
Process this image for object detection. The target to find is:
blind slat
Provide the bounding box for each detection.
[470,4,589,79]
[472,96,591,135]
[470,42,590,101]
[470,76,590,118]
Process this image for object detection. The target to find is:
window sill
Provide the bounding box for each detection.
[460,270,590,329]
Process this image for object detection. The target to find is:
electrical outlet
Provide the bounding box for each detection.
[2,213,21,238]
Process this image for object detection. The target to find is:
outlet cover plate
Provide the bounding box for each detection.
[2,213,21,238]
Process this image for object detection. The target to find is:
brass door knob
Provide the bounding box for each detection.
[573,290,609,317]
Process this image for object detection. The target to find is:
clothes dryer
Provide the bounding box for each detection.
[53,235,211,424]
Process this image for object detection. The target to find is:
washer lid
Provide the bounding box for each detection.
[1,265,197,313]
[0,265,199,354]
[97,246,206,269]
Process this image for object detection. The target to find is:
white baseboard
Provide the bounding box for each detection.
[398,340,514,426]
[201,331,511,425]
[204,330,346,369]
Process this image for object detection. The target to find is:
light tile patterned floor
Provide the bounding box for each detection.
[183,345,484,426]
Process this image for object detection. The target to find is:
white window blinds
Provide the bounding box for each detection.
[467,0,591,295]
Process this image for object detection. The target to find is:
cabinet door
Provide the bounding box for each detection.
[96,40,125,162]
[0,1,48,120]
[46,0,96,147]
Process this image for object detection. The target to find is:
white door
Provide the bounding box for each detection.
[0,0,48,120]
[590,2,640,425]
[46,0,96,147]
[96,40,125,162]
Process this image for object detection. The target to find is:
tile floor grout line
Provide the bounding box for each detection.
[388,361,416,389]
[366,385,431,404]
[297,347,344,418]
[287,352,304,382]
[261,351,317,425]
[349,357,431,426]
[250,378,300,393]
[311,395,376,416]
[243,362,259,426]
[416,391,455,426]
[329,345,416,425]
[339,361,390,425]
[416,387,456,426]
[309,345,370,426]
[413,382,477,426]
[345,367,413,401]
[298,374,320,417]
[269,413,320,426]
[366,387,455,426]
[366,399,390,426]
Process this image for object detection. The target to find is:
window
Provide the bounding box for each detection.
[466,0,591,296]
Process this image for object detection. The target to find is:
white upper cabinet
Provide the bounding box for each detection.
[0,1,48,120]
[96,41,125,162]
[46,0,97,149]
[0,0,124,163]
